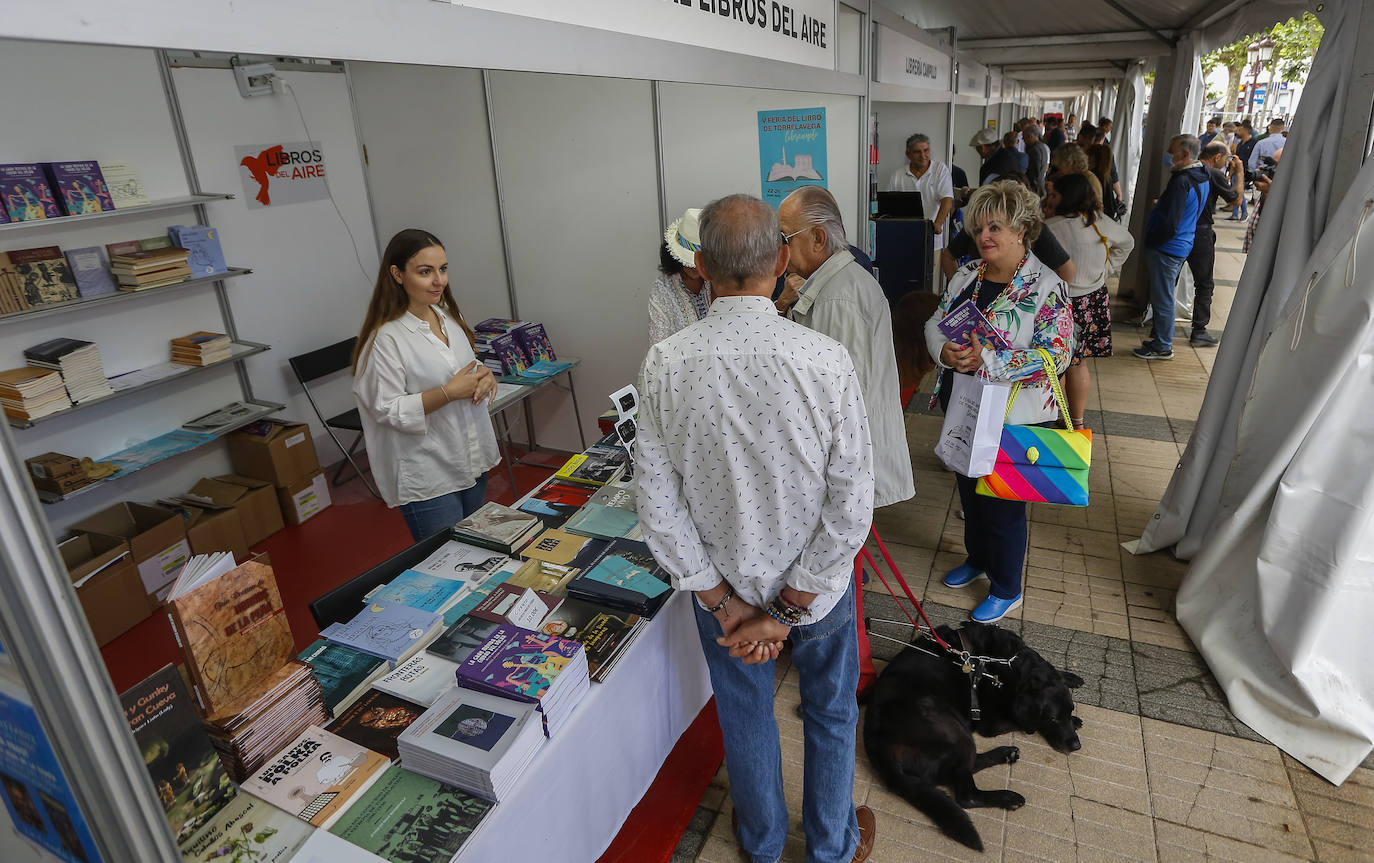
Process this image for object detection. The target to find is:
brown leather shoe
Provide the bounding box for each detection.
[851,805,876,862]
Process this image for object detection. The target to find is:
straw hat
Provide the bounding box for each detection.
[664,208,703,268]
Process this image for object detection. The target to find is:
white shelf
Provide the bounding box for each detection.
[0,193,235,235]
[0,267,252,326]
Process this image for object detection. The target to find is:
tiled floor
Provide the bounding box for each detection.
[674,216,1374,862]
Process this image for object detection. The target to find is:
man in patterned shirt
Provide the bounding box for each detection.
[636,194,877,863]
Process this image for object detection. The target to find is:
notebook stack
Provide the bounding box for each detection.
[396,685,546,801]
[452,501,543,555]
[170,331,232,366]
[0,366,71,421]
[23,338,113,403]
[456,624,590,737]
[110,246,191,290]
[202,660,329,782]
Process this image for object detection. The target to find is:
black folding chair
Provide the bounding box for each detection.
[288,337,380,499]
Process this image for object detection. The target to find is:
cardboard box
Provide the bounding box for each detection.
[277,469,331,525]
[26,452,82,480]
[57,534,149,645]
[70,502,190,608]
[208,475,285,545]
[226,420,320,487]
[159,497,251,564]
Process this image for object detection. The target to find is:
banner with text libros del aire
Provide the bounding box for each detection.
[758,107,827,207]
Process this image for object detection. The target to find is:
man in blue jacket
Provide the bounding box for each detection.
[1135,135,1208,360]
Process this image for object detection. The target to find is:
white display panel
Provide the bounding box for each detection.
[872,102,954,193]
[874,24,951,93]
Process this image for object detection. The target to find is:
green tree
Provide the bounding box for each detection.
[1202,35,1250,117]
[1268,12,1323,82]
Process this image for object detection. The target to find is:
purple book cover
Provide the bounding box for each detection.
[487,332,529,374]
[64,247,119,298]
[0,163,61,221]
[514,322,556,363]
[42,162,114,215]
[456,624,581,703]
[474,317,524,334]
[937,300,1011,351]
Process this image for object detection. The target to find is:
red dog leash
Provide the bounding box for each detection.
[860,528,952,652]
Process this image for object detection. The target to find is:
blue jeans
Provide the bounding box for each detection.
[399,475,488,542]
[694,585,860,863]
[1145,247,1187,352]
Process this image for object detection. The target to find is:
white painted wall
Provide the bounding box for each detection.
[872,101,952,191]
[954,104,990,179]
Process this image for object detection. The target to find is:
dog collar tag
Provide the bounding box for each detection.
[962,660,974,673]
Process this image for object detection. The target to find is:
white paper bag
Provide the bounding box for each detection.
[936,373,1011,477]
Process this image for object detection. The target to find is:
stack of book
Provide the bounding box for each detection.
[0,367,71,421]
[109,245,192,290]
[553,443,630,487]
[202,660,329,783]
[452,501,543,555]
[396,685,546,801]
[456,624,590,737]
[170,331,232,366]
[320,600,445,669]
[23,338,113,403]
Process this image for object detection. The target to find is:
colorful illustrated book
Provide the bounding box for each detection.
[0,678,103,863]
[180,790,312,863]
[426,614,501,666]
[42,161,114,215]
[169,224,228,276]
[8,246,79,306]
[328,765,493,863]
[166,558,295,715]
[297,638,387,716]
[469,584,560,630]
[456,625,582,702]
[324,689,425,762]
[239,726,388,829]
[97,161,151,209]
[534,597,644,683]
[473,317,525,333]
[371,653,460,708]
[63,246,120,298]
[0,163,61,221]
[119,665,237,849]
[513,321,555,362]
[319,601,444,667]
[937,299,1011,351]
[370,569,467,613]
[553,446,629,487]
[485,331,529,374]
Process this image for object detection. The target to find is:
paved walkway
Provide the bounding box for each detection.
[677,215,1374,863]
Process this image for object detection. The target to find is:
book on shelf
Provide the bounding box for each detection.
[169,224,228,277]
[97,161,151,209]
[180,788,312,863]
[451,501,542,555]
[23,337,113,404]
[8,246,79,306]
[395,686,545,802]
[62,246,120,299]
[181,400,261,434]
[535,597,645,683]
[239,725,389,829]
[456,625,589,737]
[468,583,561,630]
[370,653,460,708]
[553,445,629,487]
[165,554,296,715]
[506,558,578,595]
[328,764,494,863]
[203,660,329,783]
[111,246,192,290]
[0,366,71,421]
[324,688,426,762]
[42,161,114,215]
[291,829,389,863]
[139,234,175,251]
[425,614,502,666]
[319,601,445,668]
[171,330,232,366]
[566,537,674,618]
[118,664,238,851]
[366,569,469,614]
[297,638,388,717]
[0,252,33,314]
[0,162,61,221]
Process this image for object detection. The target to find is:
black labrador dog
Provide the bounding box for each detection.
[863,621,1084,851]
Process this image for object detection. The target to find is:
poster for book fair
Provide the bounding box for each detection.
[757,107,827,207]
[233,141,330,209]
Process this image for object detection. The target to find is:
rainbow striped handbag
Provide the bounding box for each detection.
[975,349,1092,506]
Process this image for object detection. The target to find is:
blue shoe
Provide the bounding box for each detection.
[942,562,987,589]
[971,593,1023,623]
[1133,342,1174,360]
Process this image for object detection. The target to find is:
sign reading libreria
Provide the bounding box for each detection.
[874,24,950,92]
[234,141,329,209]
[439,0,835,69]
[758,107,827,206]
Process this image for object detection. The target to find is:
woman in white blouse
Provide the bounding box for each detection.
[648,208,711,345]
[1043,173,1135,428]
[352,229,501,541]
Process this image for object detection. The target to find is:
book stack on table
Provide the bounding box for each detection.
[456,623,590,738]
[24,337,113,404]
[170,331,232,366]
[451,501,543,555]
[0,366,70,421]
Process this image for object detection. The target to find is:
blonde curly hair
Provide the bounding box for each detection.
[963,180,1042,245]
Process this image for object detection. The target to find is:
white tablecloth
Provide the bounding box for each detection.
[455,590,713,861]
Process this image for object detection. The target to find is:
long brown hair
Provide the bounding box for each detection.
[352,228,477,373]
[1085,144,1114,192]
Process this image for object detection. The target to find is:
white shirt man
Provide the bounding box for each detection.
[886,134,955,251]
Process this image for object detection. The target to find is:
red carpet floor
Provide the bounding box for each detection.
[97,449,721,861]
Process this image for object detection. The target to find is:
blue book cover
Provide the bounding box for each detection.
[321,601,443,665]
[563,502,640,540]
[43,161,114,215]
[514,322,556,362]
[442,569,512,627]
[297,638,386,714]
[0,163,61,221]
[64,246,120,298]
[0,682,104,863]
[169,225,227,277]
[372,569,466,613]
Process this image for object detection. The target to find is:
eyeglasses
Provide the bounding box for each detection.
[780,224,819,245]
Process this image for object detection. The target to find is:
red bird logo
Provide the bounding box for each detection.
[239,145,286,205]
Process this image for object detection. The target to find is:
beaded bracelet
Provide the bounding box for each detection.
[697,584,735,614]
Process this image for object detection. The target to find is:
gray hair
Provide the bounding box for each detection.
[698,194,780,285]
[1174,134,1201,161]
[905,133,931,151]
[787,185,848,256]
